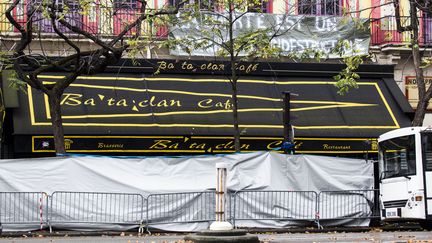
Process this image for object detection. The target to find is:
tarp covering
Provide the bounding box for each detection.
[0,151,374,231]
[170,14,370,57]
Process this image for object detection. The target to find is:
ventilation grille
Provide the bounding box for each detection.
[383,199,408,208]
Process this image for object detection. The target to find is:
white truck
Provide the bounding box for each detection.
[378,127,432,228]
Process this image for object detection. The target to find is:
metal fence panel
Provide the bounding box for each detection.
[0,192,48,227]
[232,190,318,227]
[146,191,215,227]
[318,190,379,220]
[48,191,144,231]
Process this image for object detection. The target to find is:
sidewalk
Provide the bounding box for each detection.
[0,224,423,238]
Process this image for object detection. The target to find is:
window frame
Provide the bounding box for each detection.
[379,135,417,180]
[298,0,342,16]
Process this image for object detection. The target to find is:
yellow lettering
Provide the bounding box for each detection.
[149,96,156,106]
[198,99,213,108]
[224,141,234,149]
[117,99,128,106]
[223,100,232,110]
[157,99,168,107]
[170,100,182,107]
[196,143,206,149]
[189,143,206,149]
[156,61,174,72]
[295,142,303,149]
[322,144,351,150]
[84,98,96,106]
[157,61,167,71]
[215,143,225,149]
[107,98,115,106]
[61,93,82,106]
[267,141,282,150]
[149,140,171,149]
[182,62,194,70]
[138,100,149,107]
[169,143,179,149]
[241,143,250,150]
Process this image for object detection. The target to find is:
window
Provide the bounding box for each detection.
[423,10,432,44]
[114,0,137,9]
[422,132,432,171]
[298,0,341,16]
[29,0,83,33]
[247,0,269,13]
[379,135,417,179]
[169,0,215,11]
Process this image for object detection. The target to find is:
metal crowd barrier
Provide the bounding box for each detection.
[318,190,380,221]
[146,191,215,231]
[0,189,380,232]
[231,190,319,227]
[48,191,145,233]
[0,192,48,229]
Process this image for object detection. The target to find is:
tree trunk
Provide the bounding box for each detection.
[413,99,428,125]
[410,0,428,126]
[228,2,240,153]
[48,92,66,154]
[231,76,240,152]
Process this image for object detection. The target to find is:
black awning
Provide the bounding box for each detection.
[12,71,412,139]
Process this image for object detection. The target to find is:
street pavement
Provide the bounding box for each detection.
[0,230,432,243]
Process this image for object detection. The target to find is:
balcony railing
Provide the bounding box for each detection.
[0,2,431,49]
[370,16,432,46]
[0,1,169,38]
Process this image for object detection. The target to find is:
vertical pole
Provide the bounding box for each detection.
[216,163,226,221]
[283,91,291,144]
[210,163,233,230]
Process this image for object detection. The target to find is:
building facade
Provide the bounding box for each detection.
[0,0,423,158]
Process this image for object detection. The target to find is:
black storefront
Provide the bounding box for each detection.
[1,59,413,158]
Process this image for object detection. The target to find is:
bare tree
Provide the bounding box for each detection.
[4,0,183,154]
[392,0,432,125]
[168,0,369,152]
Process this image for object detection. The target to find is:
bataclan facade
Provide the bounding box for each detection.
[0,59,413,158]
[0,0,425,158]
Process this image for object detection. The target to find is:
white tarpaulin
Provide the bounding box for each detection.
[0,151,374,231]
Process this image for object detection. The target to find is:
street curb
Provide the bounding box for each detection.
[0,225,425,238]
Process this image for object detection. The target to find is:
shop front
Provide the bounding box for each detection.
[4,59,413,158]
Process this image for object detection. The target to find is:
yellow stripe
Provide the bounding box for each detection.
[33,135,185,139]
[53,105,375,120]
[374,83,400,128]
[37,75,377,86]
[33,149,378,153]
[30,121,398,130]
[294,125,398,129]
[292,103,376,112]
[296,137,376,141]
[42,81,376,105]
[44,94,51,119]
[28,85,37,125]
[295,150,378,154]
[33,149,206,153]
[33,135,376,140]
